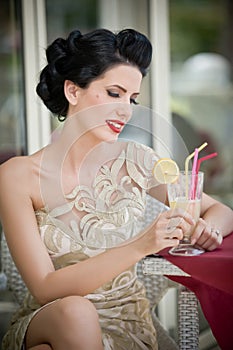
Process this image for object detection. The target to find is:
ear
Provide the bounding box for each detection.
[64,80,80,105]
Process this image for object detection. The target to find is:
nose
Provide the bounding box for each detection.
[116,102,133,121]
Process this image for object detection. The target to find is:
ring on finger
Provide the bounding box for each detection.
[211,228,221,237]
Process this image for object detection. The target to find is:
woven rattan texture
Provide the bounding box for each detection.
[1,235,27,305]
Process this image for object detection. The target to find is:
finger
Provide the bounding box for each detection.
[205,238,222,251]
[191,218,206,245]
[203,242,218,251]
[166,208,195,226]
[166,227,183,240]
[163,238,180,247]
[167,217,193,237]
[210,228,223,244]
[191,219,223,248]
[200,229,223,250]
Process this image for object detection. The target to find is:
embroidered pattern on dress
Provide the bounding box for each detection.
[37,142,158,253]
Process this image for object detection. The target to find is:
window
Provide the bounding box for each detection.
[0,0,26,164]
[169,0,233,208]
[45,0,98,131]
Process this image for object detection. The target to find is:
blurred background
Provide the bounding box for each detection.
[0,1,232,349]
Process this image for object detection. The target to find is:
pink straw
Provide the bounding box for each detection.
[190,148,199,199]
[196,152,218,173]
[193,152,218,199]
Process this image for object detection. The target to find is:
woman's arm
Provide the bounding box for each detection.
[0,159,193,306]
[191,193,233,250]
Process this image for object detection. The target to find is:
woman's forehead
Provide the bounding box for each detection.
[95,65,142,89]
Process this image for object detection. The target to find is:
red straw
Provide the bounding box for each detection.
[194,152,218,199]
[191,148,199,199]
[196,152,218,173]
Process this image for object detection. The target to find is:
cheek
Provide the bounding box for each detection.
[94,93,106,104]
[87,93,102,106]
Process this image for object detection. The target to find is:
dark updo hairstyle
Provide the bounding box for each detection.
[36,28,152,121]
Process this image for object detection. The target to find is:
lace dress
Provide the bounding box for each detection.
[2,142,160,350]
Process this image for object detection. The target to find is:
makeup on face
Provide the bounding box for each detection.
[105,119,125,134]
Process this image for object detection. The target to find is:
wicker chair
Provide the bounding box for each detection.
[0,195,199,350]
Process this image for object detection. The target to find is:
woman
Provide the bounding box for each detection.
[0,28,232,350]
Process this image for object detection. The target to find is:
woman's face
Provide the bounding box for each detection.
[65,65,143,142]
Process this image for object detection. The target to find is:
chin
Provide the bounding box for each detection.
[104,136,119,144]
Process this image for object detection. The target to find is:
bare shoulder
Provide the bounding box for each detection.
[0,156,31,185]
[0,152,42,196]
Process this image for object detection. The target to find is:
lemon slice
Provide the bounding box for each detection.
[153,158,179,184]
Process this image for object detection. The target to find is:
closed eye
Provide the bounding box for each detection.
[107,90,139,105]
[130,98,139,105]
[107,90,119,98]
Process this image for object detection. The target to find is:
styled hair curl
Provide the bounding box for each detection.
[36,28,152,121]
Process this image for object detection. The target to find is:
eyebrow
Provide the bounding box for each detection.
[107,84,140,95]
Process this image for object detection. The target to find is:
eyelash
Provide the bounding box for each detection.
[130,98,139,105]
[107,91,139,105]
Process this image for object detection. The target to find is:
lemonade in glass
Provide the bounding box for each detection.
[168,171,204,256]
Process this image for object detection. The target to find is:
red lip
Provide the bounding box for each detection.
[106,119,125,134]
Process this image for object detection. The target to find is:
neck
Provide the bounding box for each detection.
[54,125,116,173]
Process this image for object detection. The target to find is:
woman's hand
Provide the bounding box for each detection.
[141,208,195,255]
[191,218,223,251]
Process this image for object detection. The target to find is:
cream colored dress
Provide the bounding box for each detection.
[2,142,160,350]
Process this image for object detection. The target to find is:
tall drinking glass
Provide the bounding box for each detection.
[168,171,204,256]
